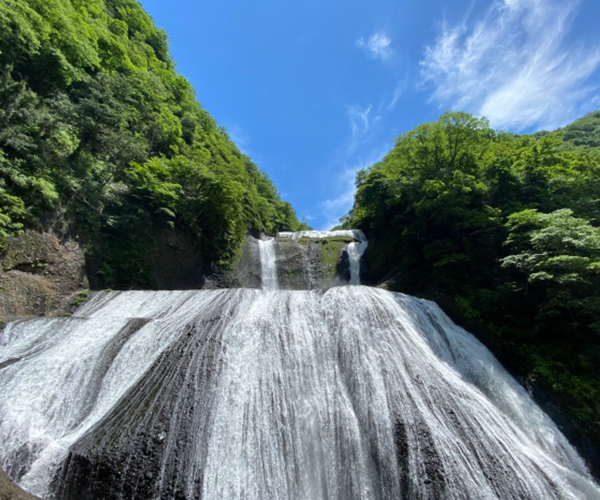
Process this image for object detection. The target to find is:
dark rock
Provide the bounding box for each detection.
[151,227,204,289]
[526,378,600,480]
[275,238,308,289]
[52,298,234,500]
[235,235,262,289]
[202,235,262,289]
[0,230,89,322]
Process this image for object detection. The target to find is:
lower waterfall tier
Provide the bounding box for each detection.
[0,287,598,499]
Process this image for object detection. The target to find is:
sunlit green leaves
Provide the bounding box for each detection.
[0,0,305,284]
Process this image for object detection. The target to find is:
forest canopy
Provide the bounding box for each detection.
[342,110,600,459]
[0,0,307,287]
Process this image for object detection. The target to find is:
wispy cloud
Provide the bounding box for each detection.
[356,32,393,61]
[346,104,382,154]
[319,146,391,230]
[226,123,251,155]
[386,78,408,113]
[421,0,600,131]
[347,104,372,138]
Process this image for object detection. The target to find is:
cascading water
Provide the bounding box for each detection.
[346,233,368,285]
[0,233,599,499]
[258,237,279,290]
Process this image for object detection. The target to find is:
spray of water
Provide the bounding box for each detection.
[258,237,279,290]
[0,286,598,499]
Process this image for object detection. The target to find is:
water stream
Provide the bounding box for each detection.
[258,237,279,290]
[0,232,598,499]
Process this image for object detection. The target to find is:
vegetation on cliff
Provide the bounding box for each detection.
[0,0,306,288]
[342,110,600,471]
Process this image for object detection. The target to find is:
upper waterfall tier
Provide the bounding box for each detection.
[0,287,598,499]
[248,229,368,290]
[278,229,367,243]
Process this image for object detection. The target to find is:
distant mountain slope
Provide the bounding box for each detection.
[559,110,600,154]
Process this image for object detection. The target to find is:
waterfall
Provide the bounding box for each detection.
[258,237,279,290]
[347,234,368,285]
[0,287,599,499]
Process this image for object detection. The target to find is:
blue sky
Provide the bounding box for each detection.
[138,0,600,230]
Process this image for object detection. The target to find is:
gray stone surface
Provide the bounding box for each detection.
[272,236,354,290]
[0,231,89,323]
[0,467,41,500]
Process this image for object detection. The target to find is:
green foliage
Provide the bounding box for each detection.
[557,111,600,155]
[345,111,600,449]
[502,209,600,338]
[0,0,303,285]
[71,289,89,307]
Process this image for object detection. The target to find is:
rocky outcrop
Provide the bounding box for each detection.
[0,231,89,323]
[202,235,262,289]
[0,467,41,500]
[274,238,308,289]
[0,230,362,323]
[150,233,363,291]
[274,236,355,289]
[202,235,358,290]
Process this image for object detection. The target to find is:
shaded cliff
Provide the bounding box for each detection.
[0,230,88,323]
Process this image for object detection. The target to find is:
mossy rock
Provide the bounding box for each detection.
[294,236,355,246]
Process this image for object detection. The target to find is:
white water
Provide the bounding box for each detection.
[278,229,366,243]
[258,237,279,290]
[0,287,598,499]
[347,238,368,285]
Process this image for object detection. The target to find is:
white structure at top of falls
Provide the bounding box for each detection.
[258,237,279,290]
[0,287,599,499]
[278,229,368,285]
[278,229,366,242]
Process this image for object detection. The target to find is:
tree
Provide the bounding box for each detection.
[502,208,600,338]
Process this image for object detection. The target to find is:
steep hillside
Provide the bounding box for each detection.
[558,110,600,154]
[0,0,306,289]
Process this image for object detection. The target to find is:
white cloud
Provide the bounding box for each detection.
[346,104,382,155]
[386,78,408,113]
[347,104,372,138]
[319,146,391,230]
[356,32,393,61]
[421,0,600,131]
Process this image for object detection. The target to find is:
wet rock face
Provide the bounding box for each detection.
[0,230,89,322]
[201,235,263,290]
[234,235,262,289]
[273,237,355,290]
[55,321,227,500]
[275,238,309,289]
[225,236,357,290]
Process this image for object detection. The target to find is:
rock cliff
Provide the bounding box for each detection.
[0,231,89,323]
